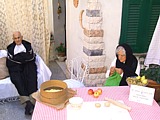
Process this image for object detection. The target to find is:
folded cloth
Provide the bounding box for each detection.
[144,16,160,66]
[0,50,7,58]
[104,72,121,86]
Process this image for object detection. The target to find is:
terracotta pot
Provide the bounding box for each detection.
[57,56,66,62]
[147,80,160,102]
[58,52,65,57]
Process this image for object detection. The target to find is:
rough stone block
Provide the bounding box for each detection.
[83,40,105,50]
[83,35,103,44]
[83,47,103,56]
[86,9,101,17]
[84,28,104,37]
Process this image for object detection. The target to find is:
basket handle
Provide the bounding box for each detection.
[79,10,85,29]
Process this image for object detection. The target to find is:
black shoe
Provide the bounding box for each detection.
[25,101,34,115]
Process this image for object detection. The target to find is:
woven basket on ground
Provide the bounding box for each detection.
[147,80,160,102]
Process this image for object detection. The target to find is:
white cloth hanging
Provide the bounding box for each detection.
[0,50,7,58]
[144,16,160,66]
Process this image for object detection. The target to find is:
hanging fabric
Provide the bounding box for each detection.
[144,16,160,66]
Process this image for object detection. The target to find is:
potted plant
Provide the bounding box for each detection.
[55,42,66,57]
[140,64,160,102]
[55,42,66,61]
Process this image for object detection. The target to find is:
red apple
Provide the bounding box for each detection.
[93,91,100,98]
[97,88,102,95]
[88,89,94,95]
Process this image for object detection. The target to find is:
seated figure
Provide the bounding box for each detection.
[106,43,140,86]
[0,51,51,100]
[5,31,51,115]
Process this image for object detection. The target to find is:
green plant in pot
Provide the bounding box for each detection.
[140,64,160,83]
[55,42,66,57]
[140,64,160,102]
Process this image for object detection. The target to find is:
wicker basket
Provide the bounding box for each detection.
[40,80,68,105]
[147,80,160,102]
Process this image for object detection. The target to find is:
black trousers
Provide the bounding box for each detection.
[9,61,38,96]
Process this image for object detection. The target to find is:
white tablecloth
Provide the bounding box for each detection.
[67,101,132,120]
[32,86,160,120]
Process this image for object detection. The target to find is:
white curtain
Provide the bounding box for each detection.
[144,16,160,66]
[0,0,50,64]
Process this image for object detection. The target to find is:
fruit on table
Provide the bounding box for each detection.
[88,89,94,95]
[136,76,141,80]
[141,76,146,81]
[97,88,102,95]
[141,79,147,84]
[126,76,148,86]
[87,88,103,98]
[93,91,100,98]
[140,76,148,84]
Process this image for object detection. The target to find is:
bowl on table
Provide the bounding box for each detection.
[69,97,83,109]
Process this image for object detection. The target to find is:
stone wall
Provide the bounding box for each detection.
[81,0,107,87]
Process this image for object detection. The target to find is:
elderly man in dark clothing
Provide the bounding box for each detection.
[6,31,37,115]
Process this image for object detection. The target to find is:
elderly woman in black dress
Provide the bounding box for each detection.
[106,43,140,86]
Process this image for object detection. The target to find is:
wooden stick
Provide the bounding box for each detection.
[104,97,131,111]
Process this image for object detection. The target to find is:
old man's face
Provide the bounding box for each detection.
[13,32,23,45]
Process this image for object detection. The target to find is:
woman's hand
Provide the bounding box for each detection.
[109,67,115,76]
[115,68,123,75]
[109,67,123,76]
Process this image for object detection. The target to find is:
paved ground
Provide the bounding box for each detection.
[0,61,66,120]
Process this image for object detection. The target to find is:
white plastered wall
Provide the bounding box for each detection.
[66,0,122,70]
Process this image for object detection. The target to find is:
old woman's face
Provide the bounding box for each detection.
[117,50,126,63]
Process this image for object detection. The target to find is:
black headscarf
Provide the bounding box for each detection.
[116,43,138,86]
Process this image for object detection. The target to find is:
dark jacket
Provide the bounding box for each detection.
[6,40,36,72]
[116,43,138,86]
